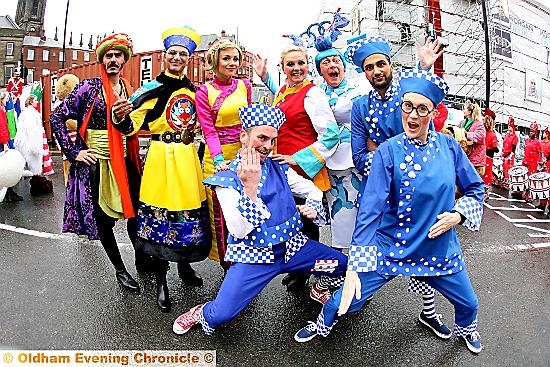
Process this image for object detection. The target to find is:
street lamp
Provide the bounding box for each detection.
[61,0,70,69]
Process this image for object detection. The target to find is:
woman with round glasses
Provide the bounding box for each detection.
[295,69,485,355]
[196,39,252,270]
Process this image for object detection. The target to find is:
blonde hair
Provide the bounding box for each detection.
[24,94,37,107]
[205,40,242,73]
[466,101,482,122]
[484,115,494,131]
[279,46,308,66]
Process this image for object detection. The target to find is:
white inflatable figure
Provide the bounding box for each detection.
[0,149,32,202]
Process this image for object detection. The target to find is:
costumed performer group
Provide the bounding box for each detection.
[46,9,488,356]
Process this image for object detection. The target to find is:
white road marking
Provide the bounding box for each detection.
[0,223,68,239]
[0,223,133,246]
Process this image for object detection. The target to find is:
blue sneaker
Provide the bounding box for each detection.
[418,312,452,339]
[294,321,317,342]
[463,331,483,354]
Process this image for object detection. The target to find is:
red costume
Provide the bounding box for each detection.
[541,128,550,173]
[433,103,448,132]
[0,107,9,145]
[6,76,24,101]
[482,108,499,187]
[522,122,542,175]
[501,116,518,189]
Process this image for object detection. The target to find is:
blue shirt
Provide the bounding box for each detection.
[347,132,484,277]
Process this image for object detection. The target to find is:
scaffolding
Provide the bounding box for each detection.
[343,0,505,110]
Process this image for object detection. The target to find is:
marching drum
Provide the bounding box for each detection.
[508,165,528,192]
[528,172,550,200]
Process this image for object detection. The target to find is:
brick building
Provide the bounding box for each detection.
[188,30,254,85]
[0,16,26,86]
[1,0,97,87]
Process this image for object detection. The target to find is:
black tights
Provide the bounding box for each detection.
[90,159,141,272]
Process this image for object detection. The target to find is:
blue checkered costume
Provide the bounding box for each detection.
[316,132,484,337]
[198,156,348,334]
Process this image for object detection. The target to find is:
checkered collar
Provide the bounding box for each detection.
[407,131,434,148]
[373,83,398,101]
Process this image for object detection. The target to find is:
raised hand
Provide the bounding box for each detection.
[253,54,268,82]
[417,37,444,71]
[237,147,262,200]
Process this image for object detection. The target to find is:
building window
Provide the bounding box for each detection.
[72,50,78,61]
[4,66,14,85]
[59,52,65,62]
[27,49,35,61]
[43,50,49,61]
[83,52,90,62]
[27,69,34,83]
[6,42,14,56]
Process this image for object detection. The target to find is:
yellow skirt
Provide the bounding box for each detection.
[203,141,241,265]
[140,141,206,211]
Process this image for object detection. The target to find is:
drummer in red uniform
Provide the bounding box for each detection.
[542,128,550,173]
[482,108,499,200]
[522,122,543,201]
[538,128,550,215]
[501,116,518,190]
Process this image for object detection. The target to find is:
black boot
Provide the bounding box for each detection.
[4,187,23,202]
[30,176,53,196]
[115,270,140,293]
[177,262,203,287]
[156,273,171,313]
[135,253,156,273]
[282,273,309,292]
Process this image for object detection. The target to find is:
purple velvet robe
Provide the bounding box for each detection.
[50,78,108,239]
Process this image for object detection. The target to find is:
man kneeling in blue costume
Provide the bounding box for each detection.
[295,69,485,354]
[172,104,348,335]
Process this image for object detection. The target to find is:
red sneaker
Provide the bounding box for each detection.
[173,304,204,335]
[309,282,331,305]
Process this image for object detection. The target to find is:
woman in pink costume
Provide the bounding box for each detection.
[196,40,252,270]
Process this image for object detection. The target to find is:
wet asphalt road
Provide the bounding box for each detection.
[0,156,549,367]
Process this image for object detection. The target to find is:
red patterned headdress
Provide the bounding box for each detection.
[96,33,133,62]
[507,116,515,131]
[529,121,539,134]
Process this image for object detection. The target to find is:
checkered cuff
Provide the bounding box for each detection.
[453,318,478,337]
[347,245,377,272]
[198,303,215,336]
[305,198,327,226]
[454,196,483,232]
[316,310,340,337]
[363,151,375,176]
[407,277,435,296]
[237,194,270,228]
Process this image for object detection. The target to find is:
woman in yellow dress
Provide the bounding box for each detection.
[196,40,252,270]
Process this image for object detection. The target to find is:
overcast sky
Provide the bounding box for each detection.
[3,0,352,82]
